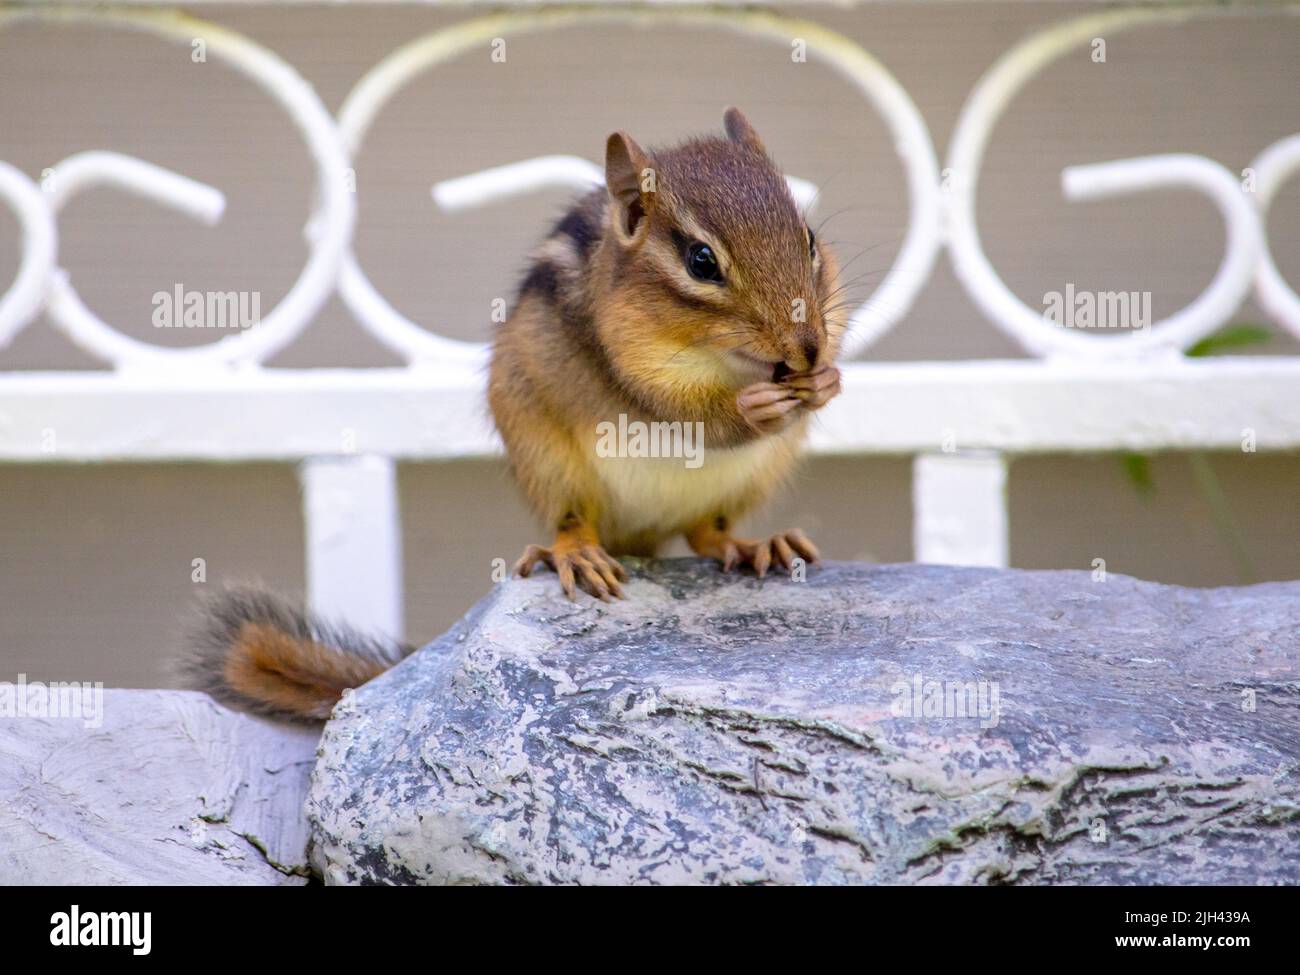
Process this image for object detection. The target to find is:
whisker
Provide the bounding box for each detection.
[831,238,905,277]
[800,168,847,224]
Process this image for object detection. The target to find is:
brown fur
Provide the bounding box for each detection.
[181,589,412,723]
[492,108,846,599]
[180,112,847,719]
[222,622,391,721]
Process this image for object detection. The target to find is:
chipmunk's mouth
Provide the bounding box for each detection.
[728,349,783,378]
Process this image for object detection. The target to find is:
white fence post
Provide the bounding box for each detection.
[913,451,1009,568]
[299,455,403,640]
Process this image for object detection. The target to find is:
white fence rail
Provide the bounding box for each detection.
[2,3,1298,640]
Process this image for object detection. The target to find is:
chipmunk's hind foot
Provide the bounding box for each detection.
[513,539,627,601]
[729,529,821,578]
[687,520,820,578]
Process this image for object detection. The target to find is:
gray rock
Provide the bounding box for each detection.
[308,560,1300,885]
[0,689,319,885]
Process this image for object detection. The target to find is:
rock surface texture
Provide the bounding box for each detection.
[1,689,319,884]
[309,560,1300,885]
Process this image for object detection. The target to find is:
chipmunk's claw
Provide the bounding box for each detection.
[513,542,627,601]
[784,364,841,411]
[721,529,820,578]
[737,382,802,435]
[692,526,820,579]
[738,365,842,434]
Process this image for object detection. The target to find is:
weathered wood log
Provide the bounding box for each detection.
[309,560,1300,885]
[0,689,319,885]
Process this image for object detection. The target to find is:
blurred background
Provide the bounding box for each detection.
[0,1,1297,687]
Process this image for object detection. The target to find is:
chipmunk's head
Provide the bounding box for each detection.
[601,108,840,385]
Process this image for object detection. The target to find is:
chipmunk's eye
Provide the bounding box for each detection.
[807,227,817,260]
[686,242,724,284]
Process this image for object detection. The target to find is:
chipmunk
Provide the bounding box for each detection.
[183,108,844,722]
[493,107,843,599]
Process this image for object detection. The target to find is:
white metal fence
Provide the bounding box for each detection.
[1,2,1298,639]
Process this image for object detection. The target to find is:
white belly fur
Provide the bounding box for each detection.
[593,434,794,537]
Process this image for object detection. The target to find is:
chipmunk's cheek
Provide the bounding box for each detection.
[637,337,720,387]
[726,348,781,385]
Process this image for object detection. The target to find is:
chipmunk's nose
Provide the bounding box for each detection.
[801,336,821,369]
[785,331,821,372]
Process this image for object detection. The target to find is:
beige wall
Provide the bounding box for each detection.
[1,3,1297,687]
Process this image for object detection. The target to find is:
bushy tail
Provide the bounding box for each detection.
[182,589,413,723]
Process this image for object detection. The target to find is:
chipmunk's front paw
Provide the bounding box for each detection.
[783,364,841,411]
[692,527,821,578]
[513,540,627,601]
[737,382,801,434]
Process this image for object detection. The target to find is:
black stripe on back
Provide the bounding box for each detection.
[554,207,599,261]
[517,260,560,304]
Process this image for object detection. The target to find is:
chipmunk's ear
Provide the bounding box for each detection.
[605,131,655,239]
[723,107,765,153]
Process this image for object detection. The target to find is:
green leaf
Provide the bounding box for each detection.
[1120,452,1154,496]
[1186,324,1271,358]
